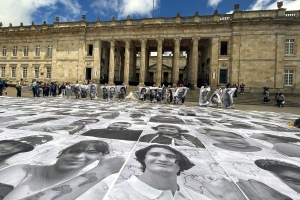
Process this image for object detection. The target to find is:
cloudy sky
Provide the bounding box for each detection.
[0,0,299,27]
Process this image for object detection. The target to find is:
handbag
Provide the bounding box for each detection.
[282,101,285,104]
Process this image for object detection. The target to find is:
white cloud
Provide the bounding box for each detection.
[0,0,82,27]
[207,0,223,8]
[90,0,160,19]
[248,0,300,10]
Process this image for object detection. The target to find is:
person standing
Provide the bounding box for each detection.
[240,83,245,94]
[276,92,285,107]
[65,82,72,99]
[0,78,4,96]
[31,79,37,97]
[16,79,24,97]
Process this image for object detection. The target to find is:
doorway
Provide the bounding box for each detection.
[86,68,92,80]
[219,69,228,84]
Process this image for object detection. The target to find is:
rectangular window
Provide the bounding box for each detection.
[284,70,293,86]
[1,67,5,78]
[2,46,6,56]
[23,67,28,78]
[13,46,18,56]
[34,67,39,79]
[24,46,29,56]
[46,67,51,79]
[47,45,52,57]
[220,41,228,55]
[285,39,294,55]
[35,45,40,56]
[88,44,93,56]
[11,67,16,78]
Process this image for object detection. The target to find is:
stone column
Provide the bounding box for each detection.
[124,39,130,85]
[133,51,137,81]
[139,38,147,86]
[191,37,200,87]
[156,38,164,86]
[108,39,115,85]
[172,37,182,87]
[93,40,102,83]
[102,44,109,83]
[115,47,121,81]
[78,38,85,81]
[185,49,190,80]
[129,47,135,82]
[210,37,219,86]
[275,34,285,88]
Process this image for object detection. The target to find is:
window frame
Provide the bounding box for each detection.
[2,46,7,56]
[35,45,41,57]
[22,67,28,78]
[34,67,39,79]
[47,45,52,57]
[13,46,18,57]
[24,46,29,57]
[46,67,51,79]
[1,67,5,78]
[285,39,295,55]
[284,69,294,86]
[11,67,16,78]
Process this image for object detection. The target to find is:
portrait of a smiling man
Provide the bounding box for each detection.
[108,144,210,200]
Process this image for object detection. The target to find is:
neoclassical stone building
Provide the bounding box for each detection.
[0,3,299,92]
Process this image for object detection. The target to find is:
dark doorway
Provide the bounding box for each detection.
[86,68,92,80]
[219,69,228,84]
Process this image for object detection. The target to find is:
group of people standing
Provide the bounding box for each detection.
[138,84,188,105]
[200,83,240,109]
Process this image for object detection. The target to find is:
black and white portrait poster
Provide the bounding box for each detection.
[209,91,221,107]
[138,87,149,100]
[149,87,158,102]
[101,86,109,101]
[223,87,236,108]
[80,85,89,99]
[199,86,211,106]
[170,88,177,102]
[89,84,98,100]
[174,87,188,103]
[106,143,246,200]
[117,86,127,101]
[107,86,117,101]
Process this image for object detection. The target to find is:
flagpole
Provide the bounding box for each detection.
[152,0,154,18]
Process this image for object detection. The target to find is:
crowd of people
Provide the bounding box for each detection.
[138,83,187,105]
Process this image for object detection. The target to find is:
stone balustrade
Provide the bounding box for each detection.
[1,9,299,32]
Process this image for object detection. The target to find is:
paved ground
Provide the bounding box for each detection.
[3,86,300,115]
[0,86,300,200]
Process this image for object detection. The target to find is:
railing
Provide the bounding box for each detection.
[132,20,142,25]
[1,9,299,30]
[87,23,96,27]
[200,16,212,22]
[101,21,111,26]
[220,15,231,21]
[116,21,126,26]
[164,18,174,23]
[182,17,193,23]
[286,11,297,17]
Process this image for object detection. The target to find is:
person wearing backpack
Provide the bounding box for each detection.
[16,79,24,97]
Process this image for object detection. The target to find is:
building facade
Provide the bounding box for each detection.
[0,3,299,92]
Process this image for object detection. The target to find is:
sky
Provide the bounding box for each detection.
[0,0,300,27]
